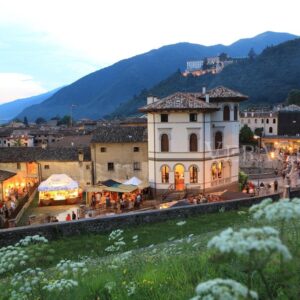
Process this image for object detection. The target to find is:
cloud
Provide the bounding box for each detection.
[0,73,46,103]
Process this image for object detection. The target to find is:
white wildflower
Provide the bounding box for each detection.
[125,281,136,296]
[208,226,292,261]
[176,220,187,226]
[43,279,78,292]
[192,278,258,300]
[250,198,300,222]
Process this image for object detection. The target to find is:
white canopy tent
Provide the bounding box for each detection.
[38,174,78,191]
[123,176,142,186]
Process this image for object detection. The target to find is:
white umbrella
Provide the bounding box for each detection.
[123,176,142,186]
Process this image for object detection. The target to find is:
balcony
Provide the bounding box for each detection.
[211,148,239,158]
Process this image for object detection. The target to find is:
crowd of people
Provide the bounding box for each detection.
[90,192,143,212]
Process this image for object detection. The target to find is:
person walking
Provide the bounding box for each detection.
[274,180,278,192]
[65,213,71,221]
[72,211,77,220]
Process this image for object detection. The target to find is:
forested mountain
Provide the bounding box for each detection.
[111,38,300,117]
[17,31,297,121]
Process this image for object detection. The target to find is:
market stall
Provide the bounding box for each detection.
[38,174,80,206]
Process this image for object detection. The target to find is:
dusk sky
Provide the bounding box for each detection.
[0,0,299,103]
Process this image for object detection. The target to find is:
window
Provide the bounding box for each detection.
[133,162,141,171]
[86,182,91,185]
[189,113,197,122]
[273,118,276,124]
[86,165,90,170]
[248,119,251,124]
[161,134,169,152]
[189,134,198,152]
[100,147,106,152]
[161,165,169,183]
[107,162,114,171]
[266,119,269,124]
[161,114,168,122]
[261,119,264,123]
[215,131,223,149]
[44,165,50,170]
[212,161,223,180]
[133,147,140,152]
[223,105,230,121]
[189,166,198,183]
[234,106,238,121]
[17,163,21,170]
[254,119,257,124]
[269,127,273,133]
[7,143,10,147]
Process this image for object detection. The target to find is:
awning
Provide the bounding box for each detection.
[103,184,138,193]
[38,174,78,192]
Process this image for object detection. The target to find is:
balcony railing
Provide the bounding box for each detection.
[211,148,239,158]
[211,177,231,187]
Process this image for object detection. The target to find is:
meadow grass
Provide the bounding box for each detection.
[1,206,300,299]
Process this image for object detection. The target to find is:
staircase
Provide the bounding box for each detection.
[162,191,186,202]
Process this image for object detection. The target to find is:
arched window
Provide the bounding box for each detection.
[273,118,276,124]
[223,105,230,121]
[269,127,273,133]
[161,165,169,183]
[211,162,223,180]
[161,134,169,152]
[215,131,223,149]
[234,106,238,121]
[189,165,198,183]
[189,134,198,152]
[266,119,269,124]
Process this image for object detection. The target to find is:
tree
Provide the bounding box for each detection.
[58,115,71,126]
[219,52,228,61]
[239,125,254,144]
[23,116,28,127]
[254,127,263,137]
[35,117,46,125]
[202,58,209,70]
[286,89,300,105]
[248,48,257,61]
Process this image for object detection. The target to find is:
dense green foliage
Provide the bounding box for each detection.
[35,117,46,124]
[111,38,300,117]
[286,89,300,105]
[16,32,297,121]
[239,125,254,144]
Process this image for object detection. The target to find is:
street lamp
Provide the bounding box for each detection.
[70,104,76,127]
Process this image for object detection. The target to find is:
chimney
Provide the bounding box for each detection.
[202,86,206,94]
[147,96,154,105]
[205,94,210,103]
[78,149,84,162]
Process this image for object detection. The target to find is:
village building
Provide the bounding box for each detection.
[90,126,148,187]
[0,128,34,147]
[139,86,247,196]
[239,111,278,136]
[0,147,92,192]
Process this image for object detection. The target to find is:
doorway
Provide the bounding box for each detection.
[174,164,185,191]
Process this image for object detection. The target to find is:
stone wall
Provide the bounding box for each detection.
[0,193,281,246]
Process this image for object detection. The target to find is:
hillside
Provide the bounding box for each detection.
[111,38,300,117]
[17,31,297,121]
[0,87,61,124]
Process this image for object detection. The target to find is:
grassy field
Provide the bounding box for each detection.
[1,203,300,300]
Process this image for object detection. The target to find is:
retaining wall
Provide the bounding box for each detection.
[0,192,281,246]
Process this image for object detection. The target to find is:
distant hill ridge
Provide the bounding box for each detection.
[0,87,61,124]
[111,38,300,117]
[16,31,298,121]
